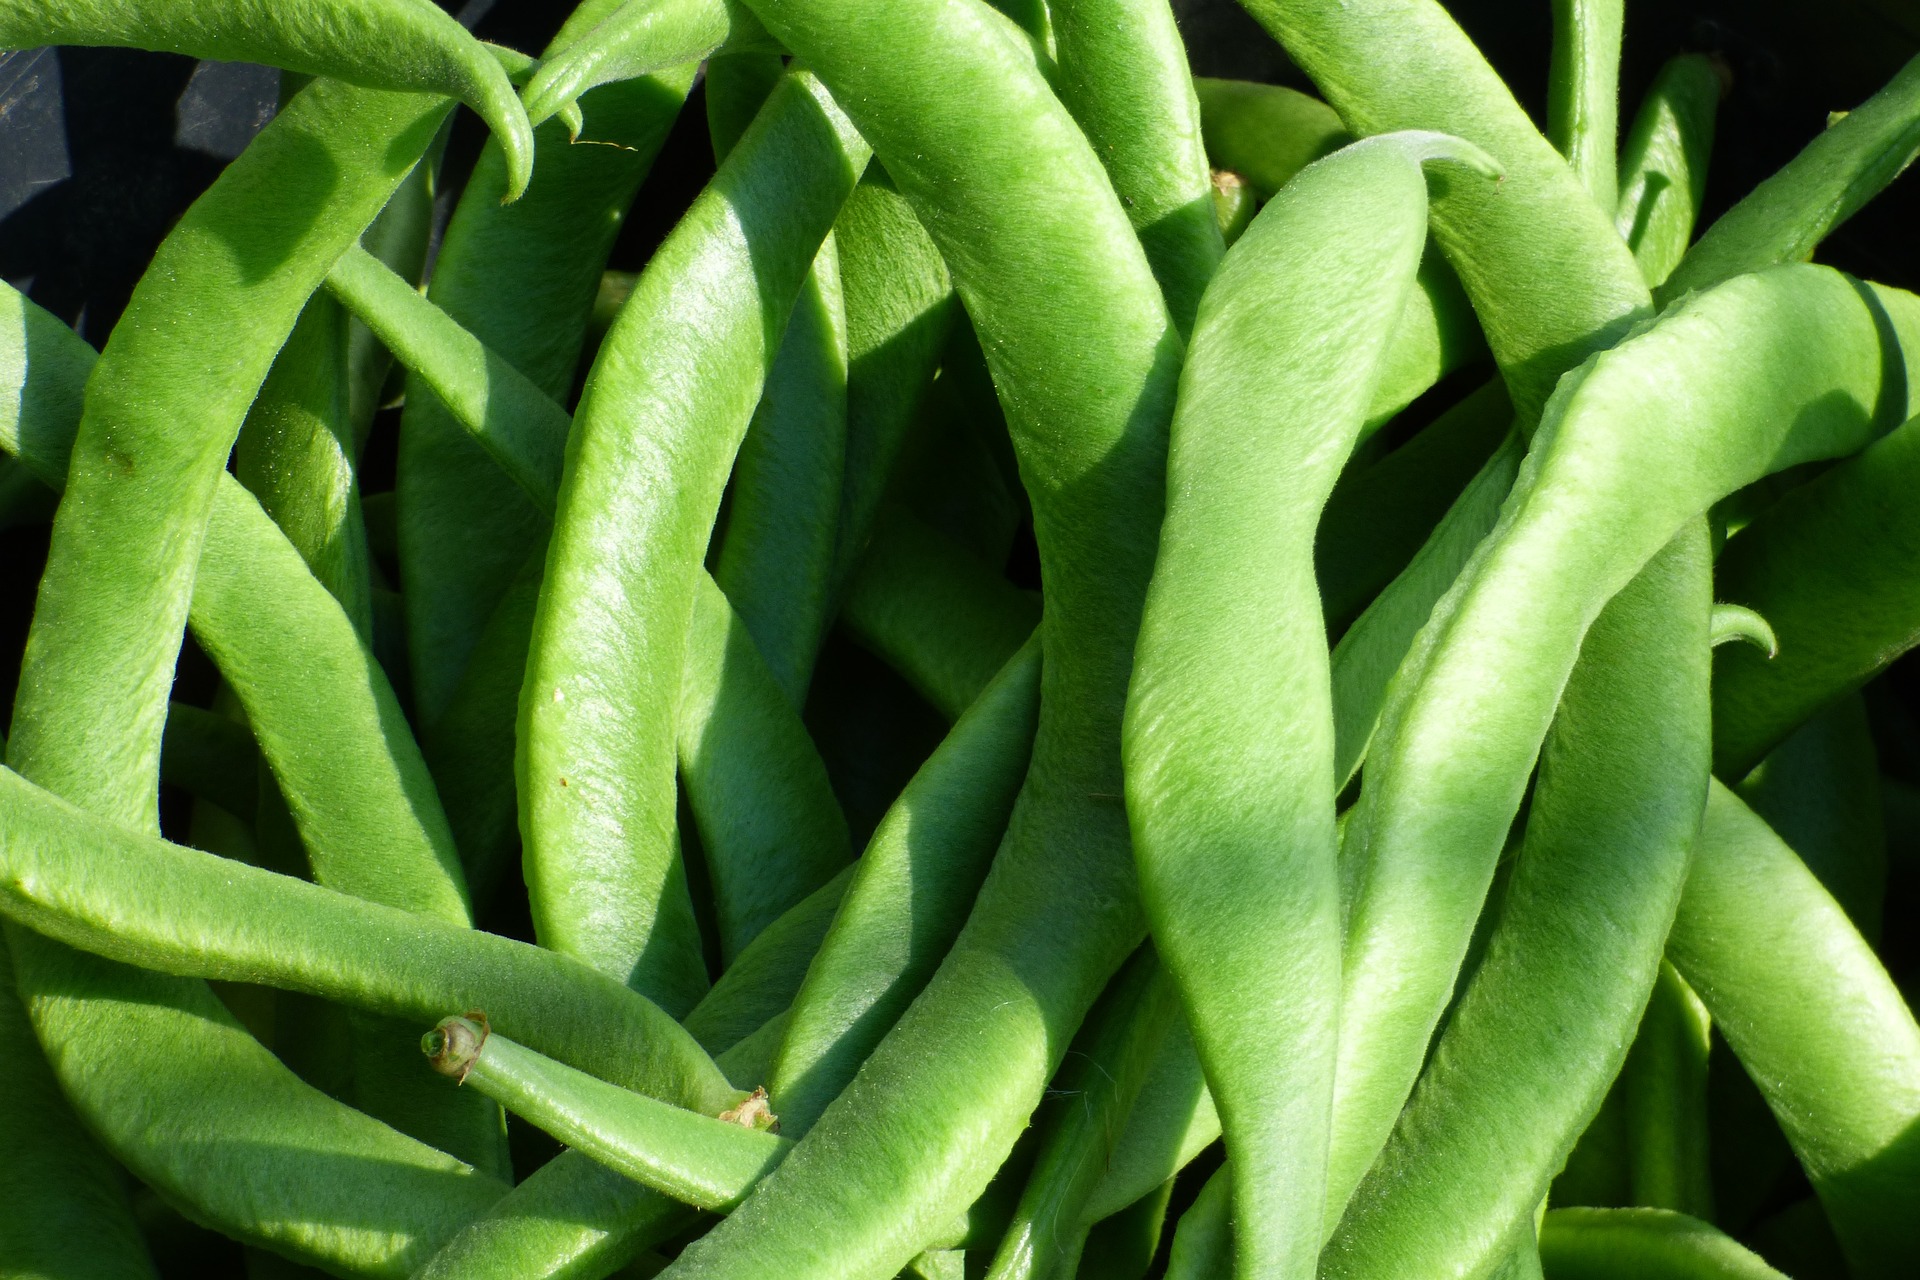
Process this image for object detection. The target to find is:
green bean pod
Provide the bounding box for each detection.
[1331,265,1920,1210]
[1615,54,1722,287]
[770,635,1043,1135]
[1712,413,1920,779]
[1617,962,1716,1217]
[518,68,867,1004]
[1668,783,1920,1277]
[1539,1208,1790,1280]
[1546,0,1623,204]
[398,38,692,729]
[425,1017,786,1211]
[840,505,1041,721]
[985,950,1180,1280]
[1193,76,1347,197]
[1049,0,1222,331]
[1163,1167,1232,1280]
[1081,1015,1219,1226]
[0,764,741,1116]
[682,867,853,1057]
[1321,524,1712,1280]
[1661,50,1920,301]
[1127,133,1490,1280]
[0,0,533,198]
[522,0,773,127]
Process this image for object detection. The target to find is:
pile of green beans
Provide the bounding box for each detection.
[2,1,1919,1277]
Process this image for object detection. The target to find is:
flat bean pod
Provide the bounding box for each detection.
[1546,0,1623,203]
[1539,1208,1789,1280]
[518,68,867,1005]
[522,0,774,127]
[1614,54,1722,287]
[1126,133,1485,1280]
[0,0,533,197]
[1163,1167,1232,1280]
[1081,1015,1219,1225]
[1667,782,1920,1277]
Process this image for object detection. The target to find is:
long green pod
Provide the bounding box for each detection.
[663,0,1180,1271]
[425,1017,786,1211]
[1081,1015,1219,1225]
[840,504,1041,721]
[1329,265,1920,1209]
[1615,54,1722,287]
[984,950,1180,1280]
[1163,1168,1232,1280]
[682,868,853,1057]
[1661,50,1920,301]
[1321,525,1712,1280]
[1235,0,1649,421]
[518,68,868,1005]
[327,251,856,956]
[521,0,773,128]
[398,29,692,728]
[1539,1209,1790,1280]
[1668,783,1920,1278]
[1049,0,1222,331]
[1617,962,1716,1217]
[0,0,533,199]
[1125,134,1484,1280]
[770,635,1043,1135]
[712,235,848,707]
[1546,0,1624,204]
[0,941,158,1279]
[0,764,741,1117]
[1711,413,1920,779]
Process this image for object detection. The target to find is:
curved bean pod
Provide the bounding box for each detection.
[1193,77,1346,197]
[1049,0,1222,331]
[1668,782,1920,1277]
[1662,50,1920,301]
[1126,133,1489,1280]
[425,1018,785,1212]
[1081,1015,1219,1225]
[521,0,773,127]
[1616,962,1716,1217]
[1711,412,1920,779]
[0,0,533,198]
[769,634,1042,1135]
[1539,1208,1789,1280]
[518,67,867,1003]
[1163,1167,1232,1280]
[1330,265,1920,1210]
[1546,0,1623,204]
[1615,54,1722,287]
[681,866,853,1056]
[0,763,741,1116]
[1321,525,1712,1280]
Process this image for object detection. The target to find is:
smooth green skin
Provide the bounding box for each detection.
[706,49,786,159]
[0,0,533,199]
[427,1019,786,1212]
[521,0,772,128]
[713,234,848,708]
[1164,1167,1232,1280]
[828,174,958,599]
[841,504,1041,721]
[1318,378,1511,636]
[1236,0,1649,421]
[1546,0,1623,205]
[1738,695,1887,939]
[1191,77,1490,432]
[0,763,741,1116]
[1615,55,1721,288]
[985,951,1180,1280]
[346,147,437,445]
[1712,412,1920,779]
[1709,604,1778,657]
[680,573,855,963]
[328,244,568,512]
[235,291,374,637]
[1539,1209,1789,1280]
[1124,137,1449,1280]
[0,942,158,1279]
[682,867,853,1056]
[332,252,856,968]
[1330,265,1920,1216]
[1668,783,1920,1278]
[770,636,1042,1136]
[398,48,692,732]
[519,69,867,1004]
[159,701,260,824]
[1082,1014,1219,1224]
[665,0,1181,1267]
[1049,0,1222,332]
[1618,963,1716,1217]
[1321,526,1712,1280]
[1661,50,1920,302]
[1210,172,1257,246]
